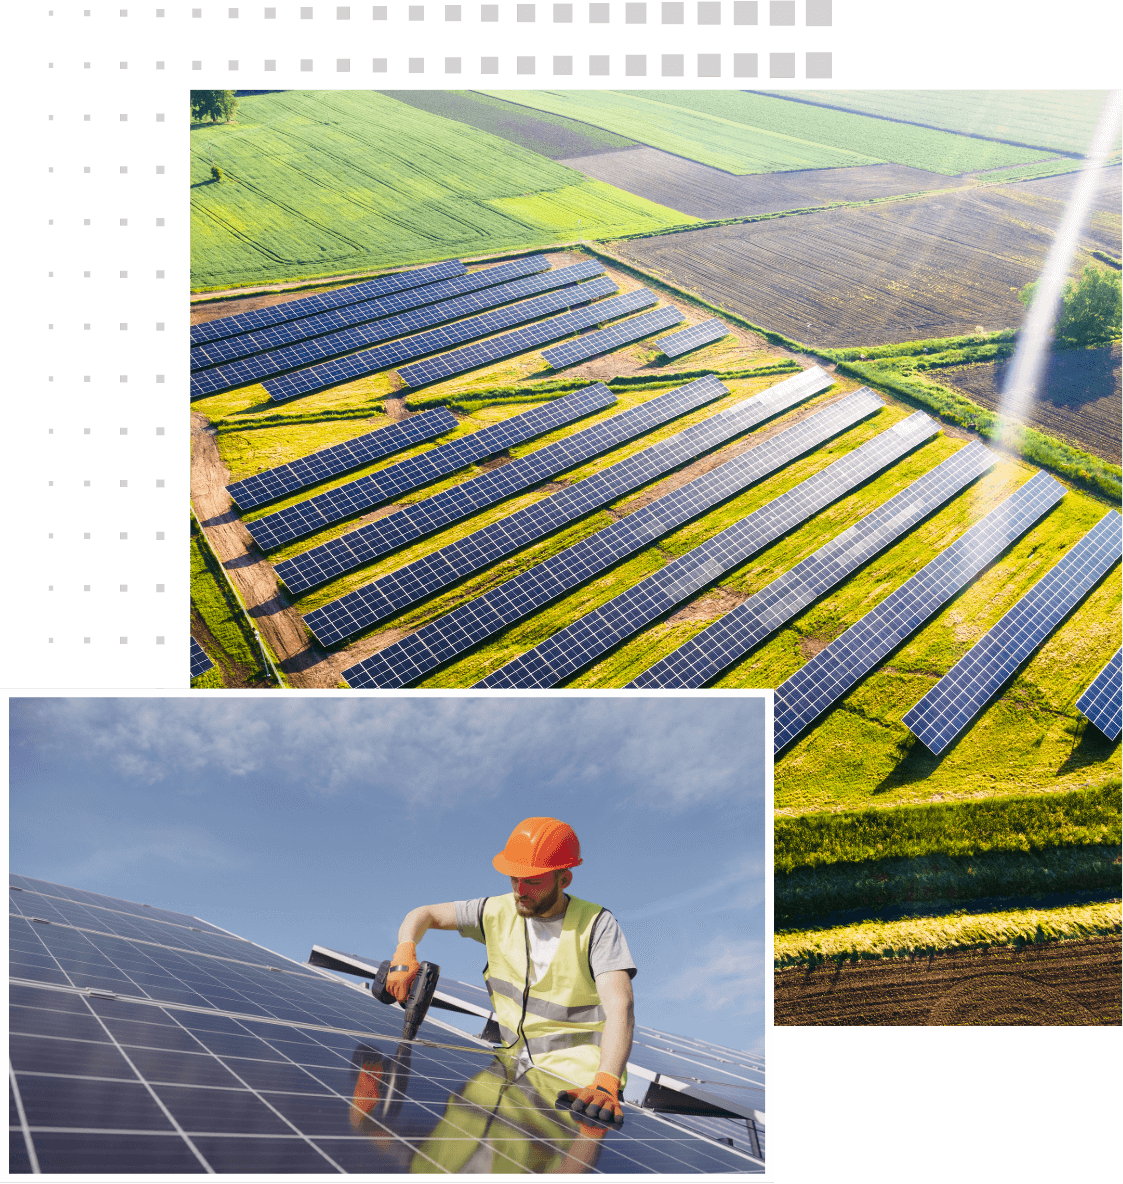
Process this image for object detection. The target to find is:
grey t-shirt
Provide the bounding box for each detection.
[455,896,637,983]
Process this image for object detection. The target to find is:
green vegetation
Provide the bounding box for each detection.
[774,899,1121,967]
[190,92,691,290]
[1021,264,1122,349]
[191,90,238,125]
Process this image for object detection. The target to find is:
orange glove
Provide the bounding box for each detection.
[385,941,419,1003]
[556,1072,624,1130]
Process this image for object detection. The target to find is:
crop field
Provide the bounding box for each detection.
[558,149,961,220]
[190,91,690,291]
[616,172,1123,346]
[492,90,1062,176]
[774,90,1118,156]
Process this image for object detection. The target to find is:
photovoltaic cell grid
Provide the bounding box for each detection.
[9,878,759,1174]
[541,305,684,370]
[902,510,1122,754]
[189,258,466,346]
[309,366,833,647]
[226,408,459,512]
[245,386,612,552]
[396,287,659,390]
[656,319,731,359]
[476,409,938,689]
[193,261,607,400]
[189,637,213,679]
[1076,647,1123,741]
[628,441,998,688]
[264,274,621,403]
[277,375,719,597]
[340,387,878,686]
[190,257,550,372]
[772,469,1068,753]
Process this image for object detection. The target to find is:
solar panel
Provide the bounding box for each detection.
[902,510,1122,754]
[245,386,611,552]
[189,259,466,347]
[190,257,551,372]
[771,469,1067,752]
[259,275,619,405]
[193,261,607,400]
[396,287,659,390]
[541,305,684,370]
[628,441,998,688]
[9,876,761,1174]
[338,387,880,685]
[306,367,833,645]
[1075,646,1123,741]
[476,410,940,689]
[277,376,723,597]
[226,408,459,513]
[189,637,213,678]
[656,319,731,359]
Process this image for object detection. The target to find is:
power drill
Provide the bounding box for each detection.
[307,945,440,1041]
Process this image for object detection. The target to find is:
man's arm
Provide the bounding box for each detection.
[595,970,635,1081]
[386,902,458,1001]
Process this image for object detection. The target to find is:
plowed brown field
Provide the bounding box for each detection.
[775,935,1122,1025]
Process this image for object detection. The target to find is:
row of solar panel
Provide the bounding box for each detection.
[541,304,684,370]
[656,318,731,359]
[189,258,466,346]
[189,636,213,678]
[305,366,833,648]
[190,256,549,371]
[193,260,607,399]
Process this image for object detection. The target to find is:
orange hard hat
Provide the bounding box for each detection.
[493,817,583,877]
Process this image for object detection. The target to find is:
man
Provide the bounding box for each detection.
[385,816,636,1137]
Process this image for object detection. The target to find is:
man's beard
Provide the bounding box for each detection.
[516,881,563,917]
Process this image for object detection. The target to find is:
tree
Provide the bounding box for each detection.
[1019,265,1122,349]
[191,90,238,125]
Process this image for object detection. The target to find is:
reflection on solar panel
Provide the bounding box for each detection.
[477,410,939,688]
[9,876,761,1174]
[190,257,550,372]
[189,637,213,678]
[245,386,611,552]
[397,287,659,390]
[772,470,1067,752]
[1076,647,1123,741]
[277,377,724,597]
[656,319,731,359]
[193,262,607,399]
[902,510,1122,755]
[263,274,620,403]
[339,387,878,686]
[226,408,459,512]
[541,306,684,370]
[189,259,466,346]
[629,441,997,688]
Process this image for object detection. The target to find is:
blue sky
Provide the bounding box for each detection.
[9,694,766,1053]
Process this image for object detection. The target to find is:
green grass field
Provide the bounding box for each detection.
[190,91,692,290]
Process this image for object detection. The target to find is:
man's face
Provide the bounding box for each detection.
[510,871,565,917]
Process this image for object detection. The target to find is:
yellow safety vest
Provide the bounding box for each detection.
[480,893,624,1088]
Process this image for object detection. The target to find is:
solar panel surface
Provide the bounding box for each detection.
[245,386,611,552]
[188,637,213,679]
[656,319,730,359]
[9,876,760,1174]
[902,510,1123,754]
[226,408,460,512]
[190,257,550,372]
[277,378,720,597]
[396,287,658,390]
[339,389,880,686]
[628,441,997,688]
[772,470,1067,752]
[193,262,606,399]
[1075,646,1123,741]
[305,368,832,646]
[189,259,466,347]
[476,410,939,689]
[541,305,684,370]
[262,274,620,403]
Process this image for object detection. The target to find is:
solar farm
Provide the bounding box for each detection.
[191,90,1121,1024]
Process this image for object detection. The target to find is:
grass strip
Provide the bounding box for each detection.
[776,780,1122,872]
[774,899,1121,968]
